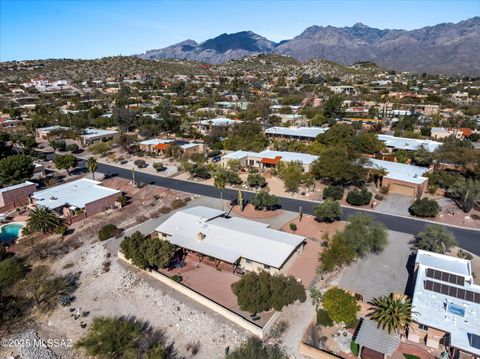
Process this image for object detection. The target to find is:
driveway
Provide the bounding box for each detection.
[375,194,413,216]
[337,230,414,301]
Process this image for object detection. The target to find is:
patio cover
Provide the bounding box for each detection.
[355,318,400,356]
[260,156,282,165]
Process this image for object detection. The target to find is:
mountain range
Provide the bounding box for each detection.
[137,17,480,75]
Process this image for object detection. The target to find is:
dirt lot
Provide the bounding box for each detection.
[281,214,346,241]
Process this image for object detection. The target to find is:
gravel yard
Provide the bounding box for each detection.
[35,242,247,359]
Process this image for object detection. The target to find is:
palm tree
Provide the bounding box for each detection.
[86,157,97,181]
[214,170,226,211]
[368,293,414,335]
[27,206,64,234]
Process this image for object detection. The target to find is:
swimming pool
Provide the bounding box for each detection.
[447,303,465,317]
[0,223,24,245]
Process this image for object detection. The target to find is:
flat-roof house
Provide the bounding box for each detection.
[367,158,430,197]
[197,117,242,134]
[138,139,204,157]
[221,150,319,172]
[35,125,69,140]
[80,128,119,146]
[409,250,480,358]
[31,178,121,221]
[154,206,306,274]
[378,134,441,152]
[0,181,36,212]
[265,126,328,141]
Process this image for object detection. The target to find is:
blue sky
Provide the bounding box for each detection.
[1,0,478,61]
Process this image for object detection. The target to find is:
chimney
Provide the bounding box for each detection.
[197,232,206,241]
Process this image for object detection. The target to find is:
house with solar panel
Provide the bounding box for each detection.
[409,250,480,358]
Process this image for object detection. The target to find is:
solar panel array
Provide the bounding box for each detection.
[424,280,480,304]
[426,268,465,286]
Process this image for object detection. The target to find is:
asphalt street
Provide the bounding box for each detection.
[86,160,480,256]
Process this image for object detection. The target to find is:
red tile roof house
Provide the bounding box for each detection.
[31,178,122,224]
[0,181,36,213]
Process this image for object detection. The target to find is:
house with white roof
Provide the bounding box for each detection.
[35,125,70,140]
[367,158,431,197]
[197,117,242,134]
[221,150,319,172]
[265,126,328,141]
[80,128,119,146]
[378,134,441,153]
[31,178,121,220]
[409,250,480,358]
[154,206,306,274]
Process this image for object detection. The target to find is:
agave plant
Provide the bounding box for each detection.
[368,293,415,335]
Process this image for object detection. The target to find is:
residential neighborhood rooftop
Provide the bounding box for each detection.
[265,126,328,138]
[32,178,121,210]
[81,128,118,139]
[412,250,480,356]
[155,206,306,268]
[0,181,35,193]
[222,149,319,165]
[368,158,429,184]
[378,134,441,152]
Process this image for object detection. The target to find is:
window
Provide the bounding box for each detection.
[249,160,254,166]
[245,259,251,264]
[419,324,429,331]
[264,264,271,269]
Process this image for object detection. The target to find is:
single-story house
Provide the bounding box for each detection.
[154,206,306,274]
[221,150,319,172]
[31,178,121,218]
[264,126,328,141]
[409,250,480,358]
[0,181,36,212]
[138,139,205,157]
[354,318,401,359]
[80,128,119,146]
[367,158,430,197]
[197,117,242,134]
[35,125,69,140]
[378,134,441,152]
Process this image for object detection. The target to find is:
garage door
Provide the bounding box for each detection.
[390,183,415,196]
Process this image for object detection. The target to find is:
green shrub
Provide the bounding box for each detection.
[316,309,333,327]
[346,188,372,206]
[289,223,297,231]
[119,196,127,206]
[322,287,359,325]
[152,162,164,171]
[66,143,79,153]
[322,185,344,200]
[409,198,440,217]
[98,224,118,241]
[313,199,342,222]
[54,226,68,236]
[350,341,360,356]
[403,354,421,359]
[171,274,182,283]
[252,191,279,211]
[133,159,146,168]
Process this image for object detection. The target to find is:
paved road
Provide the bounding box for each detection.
[85,160,480,256]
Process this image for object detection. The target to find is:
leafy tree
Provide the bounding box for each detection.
[311,147,367,184]
[412,146,434,167]
[134,159,146,168]
[247,173,266,189]
[50,139,66,151]
[153,162,164,172]
[232,271,305,313]
[368,294,414,334]
[409,198,440,217]
[346,188,372,206]
[222,121,268,152]
[86,156,97,180]
[278,161,304,193]
[316,309,333,327]
[0,155,35,185]
[120,232,175,270]
[98,224,118,241]
[27,207,64,234]
[53,154,77,175]
[89,142,111,156]
[226,337,285,359]
[313,199,342,222]
[353,132,384,154]
[322,185,344,200]
[66,143,79,153]
[322,95,344,120]
[0,258,25,292]
[450,179,480,213]
[317,124,354,147]
[343,214,388,256]
[420,126,432,137]
[189,164,211,179]
[319,233,356,272]
[415,225,458,254]
[322,288,359,325]
[252,191,279,211]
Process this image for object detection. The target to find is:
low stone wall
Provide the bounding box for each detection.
[299,343,343,359]
[118,251,279,338]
